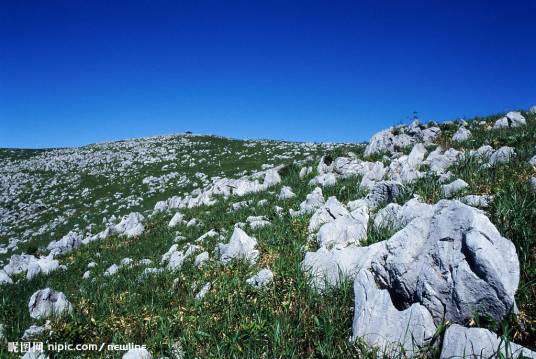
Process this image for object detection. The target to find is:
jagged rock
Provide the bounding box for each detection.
[452,127,472,142]
[425,147,461,174]
[442,178,469,198]
[194,252,209,268]
[104,264,119,276]
[407,143,427,166]
[26,256,60,280]
[246,268,274,289]
[308,197,349,232]
[440,324,536,359]
[419,126,441,143]
[82,270,91,279]
[0,269,13,285]
[299,166,312,178]
[3,254,36,276]
[364,181,403,208]
[28,288,72,319]
[530,105,536,114]
[217,228,259,265]
[352,270,436,355]
[372,200,519,325]
[247,216,271,229]
[168,212,184,227]
[195,229,219,243]
[195,282,211,300]
[277,186,296,200]
[302,242,386,290]
[47,231,82,256]
[488,146,515,165]
[364,129,415,156]
[529,155,536,167]
[309,173,337,187]
[22,323,49,340]
[373,198,432,231]
[460,194,494,208]
[122,348,152,359]
[290,187,325,216]
[493,111,526,129]
[316,207,368,249]
[115,212,145,237]
[470,145,494,159]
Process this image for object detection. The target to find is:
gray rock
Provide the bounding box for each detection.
[277,186,295,200]
[0,269,12,285]
[308,196,349,232]
[452,127,472,142]
[246,268,274,289]
[531,177,536,192]
[425,147,461,174]
[299,166,312,178]
[26,256,60,280]
[247,216,271,229]
[470,145,494,159]
[47,231,82,256]
[302,242,386,290]
[374,198,432,231]
[364,181,403,208]
[364,129,415,156]
[168,212,184,227]
[195,282,211,300]
[217,227,259,265]
[115,212,145,237]
[352,270,436,355]
[489,146,516,165]
[316,207,368,249]
[529,155,536,167]
[290,187,324,216]
[122,348,152,359]
[493,111,526,129]
[194,251,209,268]
[22,324,48,340]
[460,194,494,208]
[372,200,519,325]
[309,173,337,187]
[530,105,536,114]
[104,264,119,276]
[440,324,536,359]
[28,288,72,319]
[442,178,469,198]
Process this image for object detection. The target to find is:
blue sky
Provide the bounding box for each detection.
[1,1,535,148]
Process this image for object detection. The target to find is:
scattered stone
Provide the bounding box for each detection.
[529,155,536,167]
[442,178,469,198]
[22,323,49,340]
[364,181,403,208]
[217,228,259,265]
[316,208,368,249]
[82,270,91,279]
[308,197,349,232]
[195,282,211,300]
[28,288,72,319]
[299,166,313,178]
[247,216,271,229]
[460,194,494,208]
[493,111,526,129]
[309,173,337,187]
[425,147,461,174]
[47,231,82,256]
[488,146,516,165]
[290,187,325,216]
[0,270,13,285]
[452,127,472,142]
[194,252,209,268]
[115,212,145,237]
[277,186,295,200]
[168,212,184,227]
[246,268,274,289]
[122,348,152,359]
[104,264,119,276]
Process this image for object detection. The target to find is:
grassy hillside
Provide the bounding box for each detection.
[1,111,535,358]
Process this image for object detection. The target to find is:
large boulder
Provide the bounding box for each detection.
[115,212,145,237]
[26,255,60,280]
[373,198,432,231]
[0,270,12,285]
[452,127,472,142]
[364,181,403,208]
[217,228,259,265]
[352,270,436,355]
[290,187,324,216]
[425,147,461,174]
[28,288,72,319]
[316,207,368,249]
[372,200,519,325]
[488,146,516,165]
[440,324,536,359]
[364,129,415,156]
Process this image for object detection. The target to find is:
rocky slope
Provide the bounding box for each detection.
[1,108,536,358]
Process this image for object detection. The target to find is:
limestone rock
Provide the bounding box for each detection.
[28,288,72,319]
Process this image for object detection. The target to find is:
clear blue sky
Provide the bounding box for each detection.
[1,1,535,148]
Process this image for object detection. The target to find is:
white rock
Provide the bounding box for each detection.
[278,186,296,200]
[194,252,209,268]
[308,197,349,232]
[493,111,526,129]
[452,127,472,142]
[246,268,274,289]
[0,269,13,285]
[104,264,119,276]
[195,282,211,300]
[217,228,259,265]
[122,348,152,359]
[442,178,469,198]
[247,216,271,229]
[28,288,72,319]
[168,212,184,227]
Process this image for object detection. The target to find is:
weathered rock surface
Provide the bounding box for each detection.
[308,196,349,232]
[493,111,526,129]
[316,207,368,249]
[246,268,274,289]
[217,228,259,265]
[442,178,469,198]
[352,270,436,355]
[372,200,519,325]
[28,288,72,319]
[440,324,536,359]
[452,127,472,142]
[47,231,82,256]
